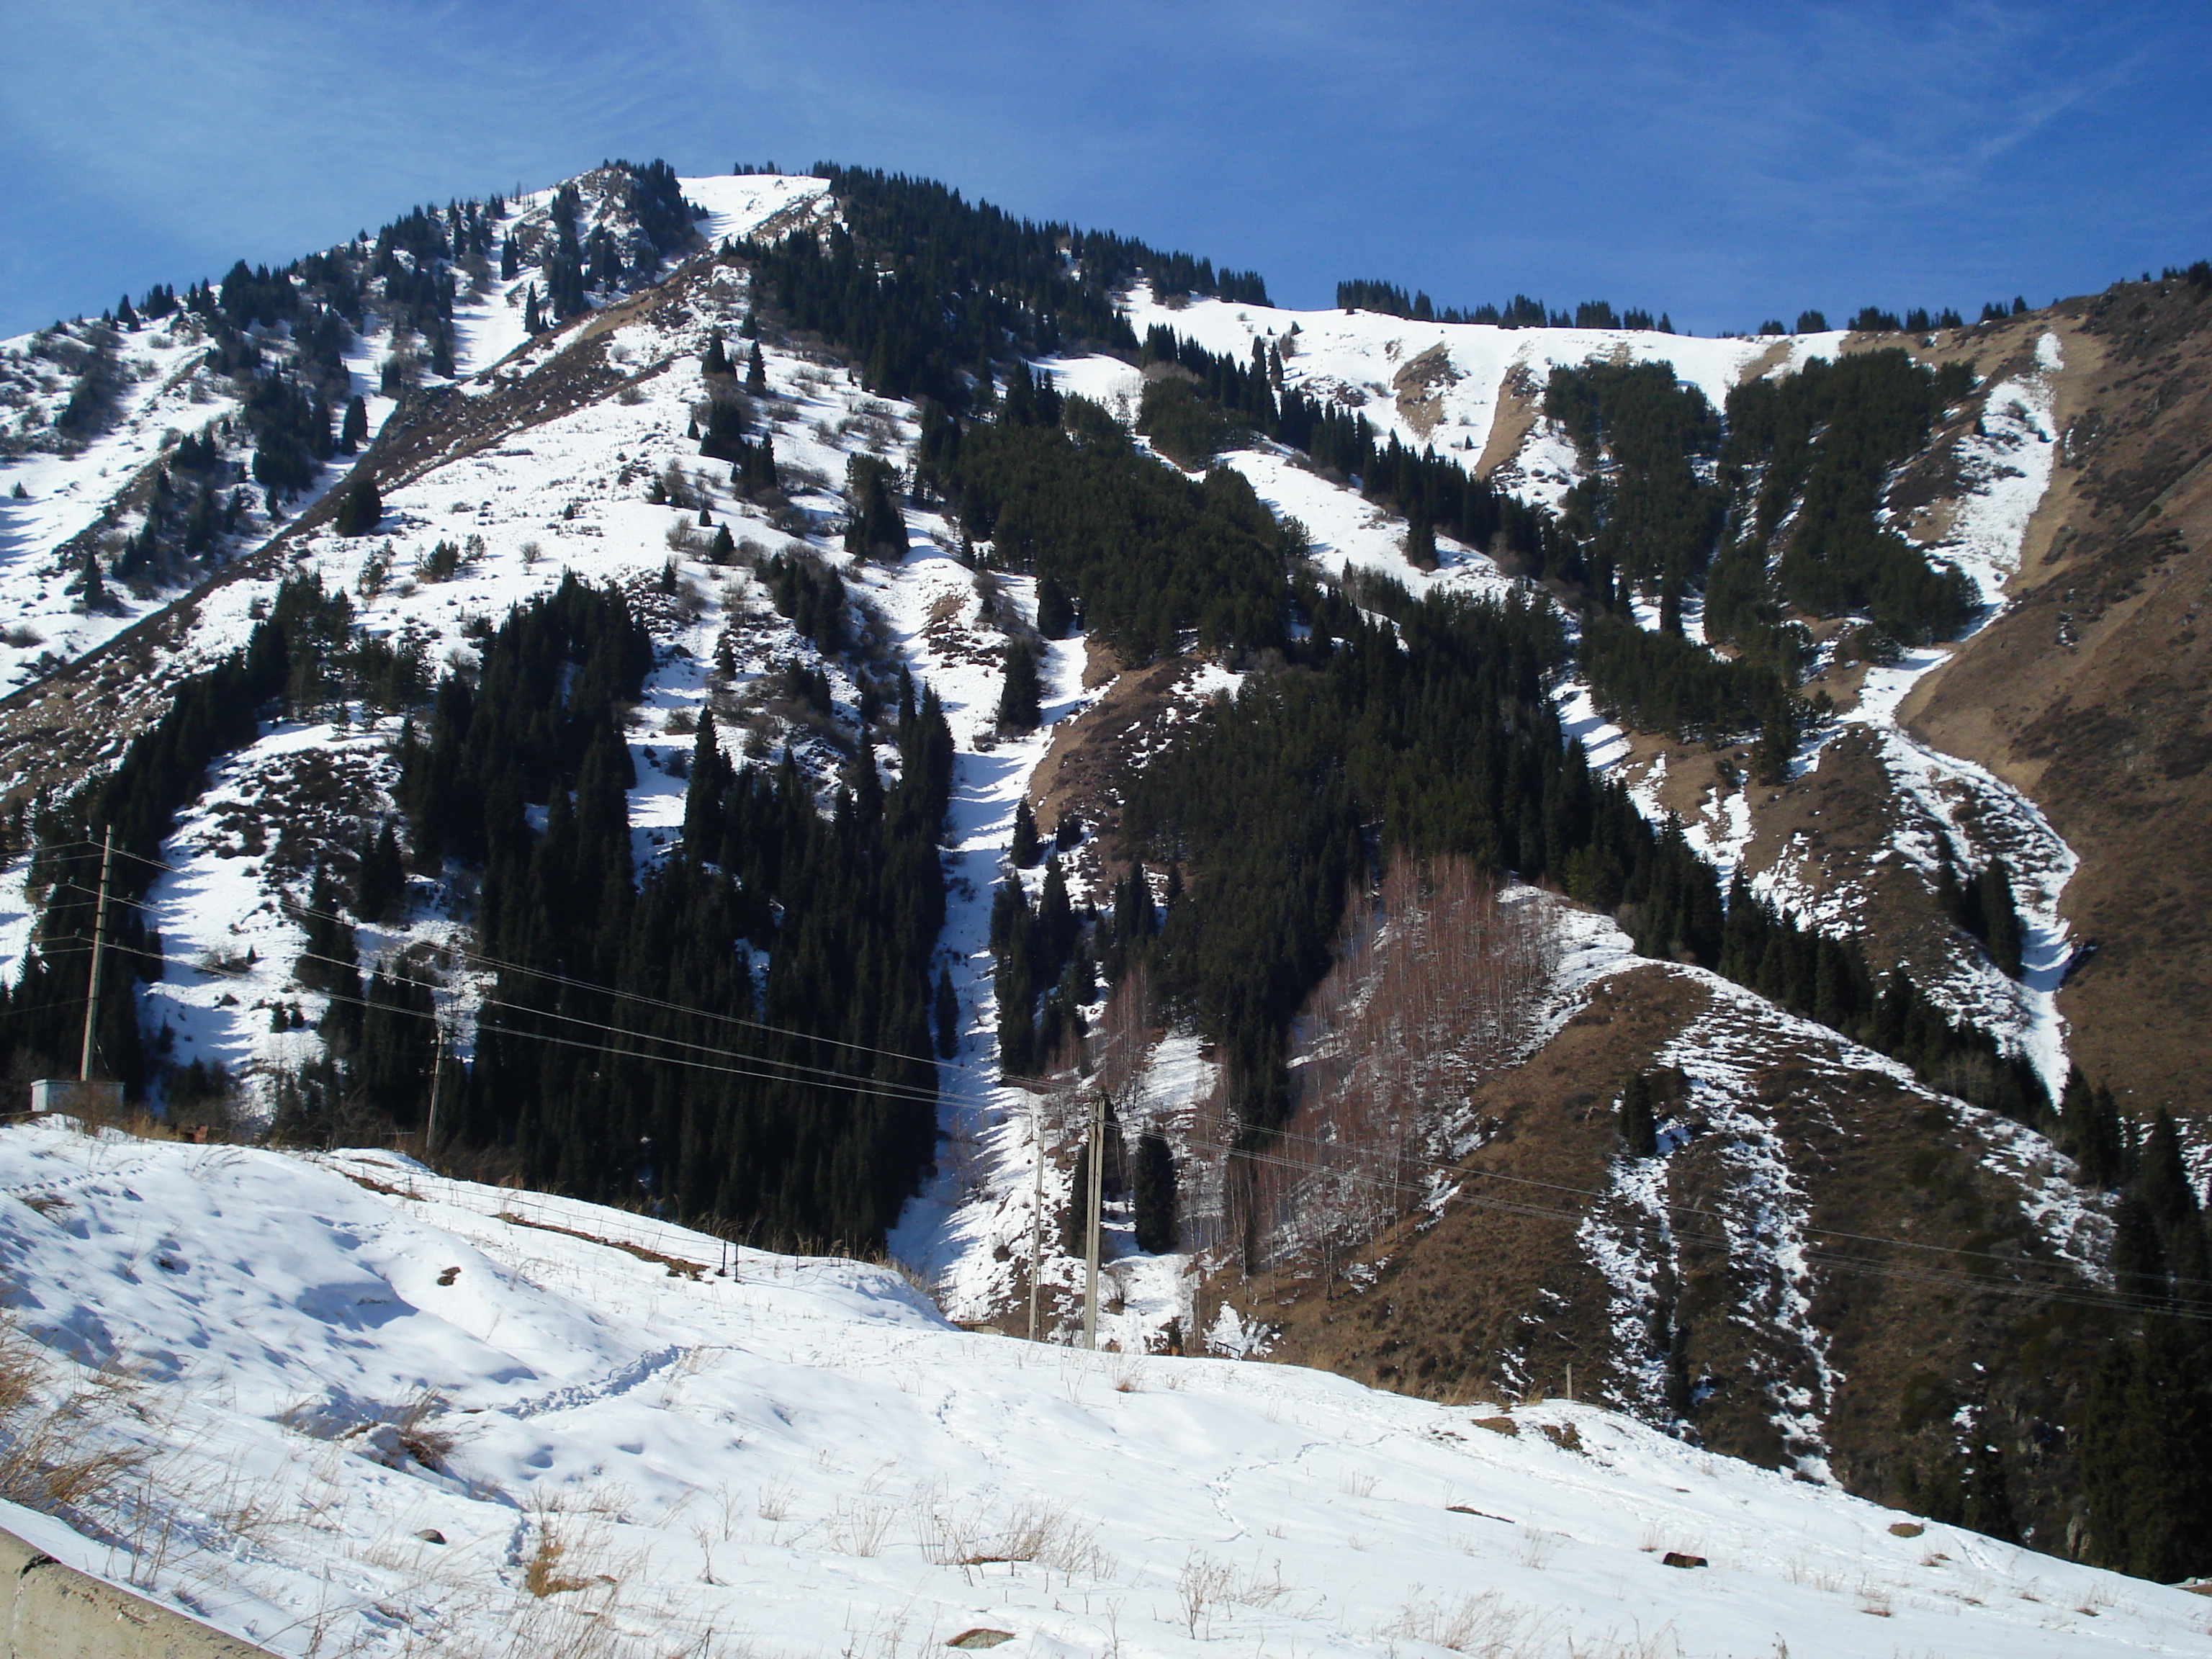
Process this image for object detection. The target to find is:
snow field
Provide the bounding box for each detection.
[0,1122,2201,1658]
[1115,288,1841,477]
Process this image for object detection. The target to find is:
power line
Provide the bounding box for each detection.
[44,848,968,1078]
[1206,1107,2182,1284]
[30,847,2198,1315]
[45,891,951,1108]
[62,933,952,1110]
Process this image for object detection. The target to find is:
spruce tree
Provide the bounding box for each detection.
[333,474,382,536]
[1978,856,2024,977]
[2060,1067,2127,1188]
[997,641,1041,731]
[354,819,407,923]
[2081,1316,2212,1580]
[338,394,369,454]
[1620,1071,1658,1158]
[746,343,768,395]
[1132,1130,1177,1251]
[1063,1143,1094,1256]
[295,863,361,999]
[1036,572,1074,638]
[1010,799,1040,867]
[934,966,959,1058]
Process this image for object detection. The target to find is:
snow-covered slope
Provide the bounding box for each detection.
[0,1119,2199,1659]
[1116,289,1838,493]
[0,171,834,701]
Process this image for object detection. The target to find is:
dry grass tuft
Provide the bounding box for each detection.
[523,1522,595,1597]
[392,1387,456,1469]
[1392,1588,1548,1655]
[0,1323,147,1514]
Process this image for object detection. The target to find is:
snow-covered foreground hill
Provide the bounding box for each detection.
[0,1121,2201,1659]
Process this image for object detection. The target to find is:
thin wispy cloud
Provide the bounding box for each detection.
[0,0,2203,336]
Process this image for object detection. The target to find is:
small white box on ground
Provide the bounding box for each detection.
[29,1079,125,1115]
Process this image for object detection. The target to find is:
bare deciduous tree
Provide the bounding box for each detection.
[1215,853,1560,1276]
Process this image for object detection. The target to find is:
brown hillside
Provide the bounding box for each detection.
[1225,957,2118,1558]
[1902,276,2212,1119]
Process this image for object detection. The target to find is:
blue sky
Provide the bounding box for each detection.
[2,1,2205,338]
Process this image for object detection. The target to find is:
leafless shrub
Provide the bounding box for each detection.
[998,1499,1062,1564]
[392,1386,455,1468]
[755,1474,795,1521]
[1,624,42,649]
[827,1496,895,1557]
[1391,1588,1553,1655]
[0,1325,145,1515]
[1177,1551,1235,1637]
[914,1491,987,1568]
[195,945,256,977]
[522,1533,589,1597]
[1517,1527,1562,1568]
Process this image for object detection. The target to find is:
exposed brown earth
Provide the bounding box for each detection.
[1899,279,2212,1118]
[1025,649,1228,896]
[1475,365,1546,480]
[1390,343,1460,440]
[1732,727,1969,997]
[1223,956,2116,1555]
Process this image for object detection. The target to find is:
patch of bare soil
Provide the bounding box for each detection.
[1227,963,1699,1407]
[1391,343,1460,440]
[1026,651,1238,899]
[1735,726,1972,994]
[1902,279,2212,1120]
[1474,366,1545,480]
[1731,338,1795,385]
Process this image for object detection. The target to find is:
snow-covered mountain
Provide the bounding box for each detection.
[0,159,2206,1622]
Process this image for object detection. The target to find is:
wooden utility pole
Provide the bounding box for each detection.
[1083,1087,1109,1349]
[78,824,114,1083]
[1027,1092,1046,1342]
[424,1020,444,1154]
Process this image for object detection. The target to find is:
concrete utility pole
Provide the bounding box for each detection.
[78,824,114,1083]
[1082,1087,1109,1349]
